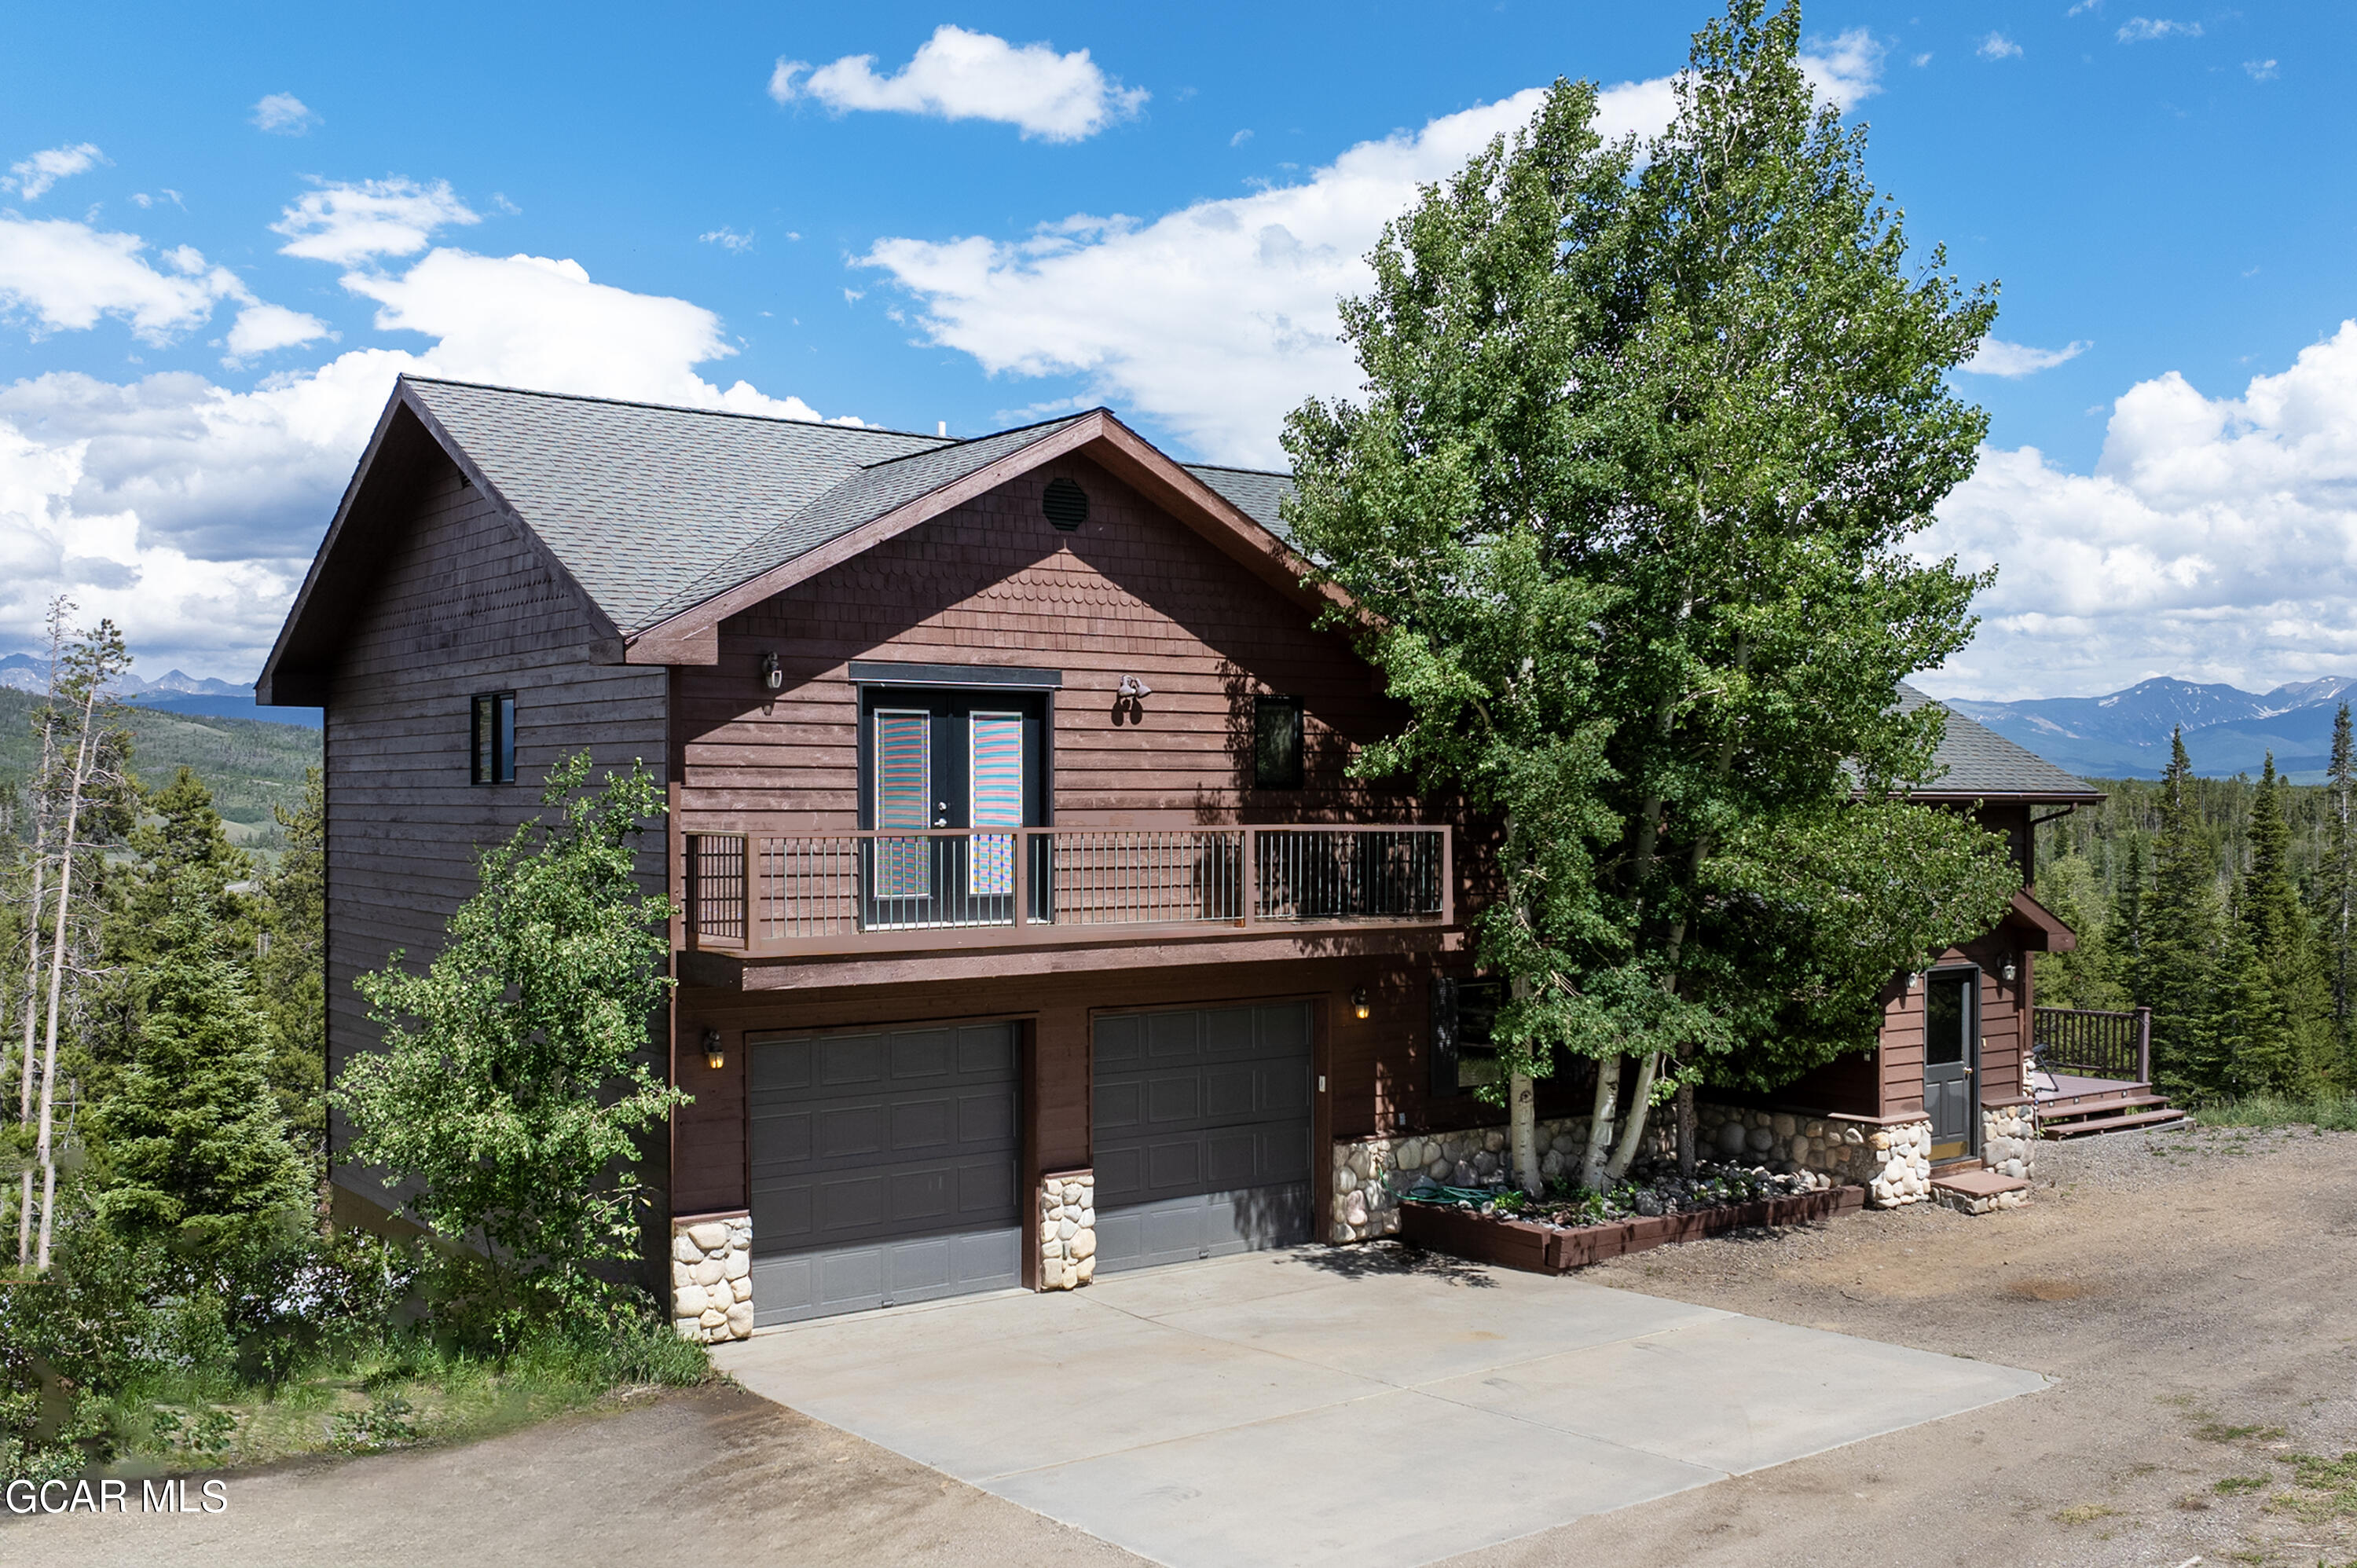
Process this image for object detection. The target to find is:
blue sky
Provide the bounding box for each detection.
[2,2,2353,698]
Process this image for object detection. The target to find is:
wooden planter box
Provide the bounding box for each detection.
[1397,1184,1867,1274]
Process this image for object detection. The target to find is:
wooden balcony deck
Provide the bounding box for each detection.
[678,823,1453,961]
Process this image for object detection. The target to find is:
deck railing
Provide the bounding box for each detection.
[681,824,1451,957]
[2031,1005,2152,1083]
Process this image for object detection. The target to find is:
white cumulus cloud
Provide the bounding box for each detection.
[0,217,855,679]
[1959,338,2091,378]
[769,24,1147,141]
[2117,18,2202,42]
[272,178,479,265]
[858,49,1879,467]
[5,143,108,201]
[252,93,321,134]
[1920,321,2357,698]
[0,215,247,341]
[1978,33,2024,60]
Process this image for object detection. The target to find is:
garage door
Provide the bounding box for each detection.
[1092,1002,1314,1273]
[748,1021,1020,1324]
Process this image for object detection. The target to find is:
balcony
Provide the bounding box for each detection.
[680,825,1453,959]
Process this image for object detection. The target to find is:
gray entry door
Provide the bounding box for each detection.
[748,1021,1021,1324]
[1923,969,1979,1162]
[1092,1002,1314,1273]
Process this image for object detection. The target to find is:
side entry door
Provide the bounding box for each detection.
[863,687,1047,928]
[1922,968,1979,1163]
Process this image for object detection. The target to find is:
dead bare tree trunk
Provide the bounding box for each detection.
[15,605,64,1268]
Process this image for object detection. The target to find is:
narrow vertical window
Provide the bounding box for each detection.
[471,691,517,785]
[872,709,931,898]
[969,712,1023,896]
[1253,695,1304,789]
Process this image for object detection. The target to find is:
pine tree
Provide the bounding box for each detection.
[2327,702,2355,1083]
[87,892,310,1258]
[2140,727,2224,1095]
[255,769,325,1178]
[2233,755,2333,1093]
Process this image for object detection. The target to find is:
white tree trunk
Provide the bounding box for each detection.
[1508,1072,1540,1194]
[1601,1052,1662,1184]
[13,851,42,1268]
[32,688,99,1273]
[1579,1054,1621,1191]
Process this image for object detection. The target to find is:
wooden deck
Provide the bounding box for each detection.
[2030,1071,2187,1138]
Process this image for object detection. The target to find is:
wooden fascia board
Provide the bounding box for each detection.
[622,409,1348,666]
[396,386,626,649]
[2002,887,2077,953]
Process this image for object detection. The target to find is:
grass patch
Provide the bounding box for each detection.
[90,1317,709,1472]
[2213,1475,2271,1494]
[2052,1504,2117,1526]
[2197,1421,2290,1443]
[2271,1451,2357,1522]
[2189,1094,2357,1132]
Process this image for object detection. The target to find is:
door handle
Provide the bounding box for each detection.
[1962,1066,1974,1075]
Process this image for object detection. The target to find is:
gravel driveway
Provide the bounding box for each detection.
[16,1123,2354,1568]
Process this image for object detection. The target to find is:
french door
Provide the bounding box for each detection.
[862,688,1047,928]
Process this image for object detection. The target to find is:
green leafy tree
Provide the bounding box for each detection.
[2327,702,2355,1080]
[1281,0,2021,1187]
[2139,728,2225,1094]
[2028,852,2132,1012]
[335,755,680,1321]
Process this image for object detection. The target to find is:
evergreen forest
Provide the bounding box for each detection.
[2033,710,2357,1101]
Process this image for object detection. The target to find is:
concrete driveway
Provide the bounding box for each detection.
[716,1244,2046,1568]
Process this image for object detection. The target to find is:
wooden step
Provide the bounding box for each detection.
[2040,1083,2157,1112]
[2040,1091,2171,1122]
[2043,1106,2188,1138]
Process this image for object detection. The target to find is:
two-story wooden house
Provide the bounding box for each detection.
[264,377,2113,1340]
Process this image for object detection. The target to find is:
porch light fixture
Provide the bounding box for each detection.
[759,651,783,692]
[1907,972,1921,991]
[1116,673,1153,700]
[1352,987,1371,1021]
[702,1029,725,1072]
[2002,958,2018,984]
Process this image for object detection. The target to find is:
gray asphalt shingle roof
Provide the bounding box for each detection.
[1898,682,2101,800]
[404,379,1299,634]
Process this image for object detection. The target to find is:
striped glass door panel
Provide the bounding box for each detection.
[969,712,1022,896]
[873,709,931,899]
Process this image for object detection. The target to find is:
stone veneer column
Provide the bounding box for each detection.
[671,1214,753,1343]
[1039,1170,1095,1290]
[1981,1102,2037,1181]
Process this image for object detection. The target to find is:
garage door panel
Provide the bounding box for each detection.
[890,1028,956,1079]
[749,1022,1021,1324]
[819,1034,889,1087]
[1093,1002,1315,1273]
[957,1088,1016,1144]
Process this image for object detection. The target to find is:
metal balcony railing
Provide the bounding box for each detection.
[680,825,1451,957]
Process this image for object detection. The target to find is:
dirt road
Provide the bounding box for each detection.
[14,1123,2354,1568]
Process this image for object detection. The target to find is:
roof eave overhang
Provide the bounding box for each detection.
[620,408,1344,665]
[2003,887,2078,953]
[1904,789,2108,804]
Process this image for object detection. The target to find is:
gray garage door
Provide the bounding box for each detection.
[1092,1002,1314,1273]
[749,1021,1021,1324]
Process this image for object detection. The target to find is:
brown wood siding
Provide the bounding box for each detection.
[673,455,1412,834]
[324,463,669,1211]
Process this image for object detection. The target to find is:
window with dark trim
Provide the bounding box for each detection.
[1431,976,1505,1098]
[471,692,516,785]
[1252,695,1304,789]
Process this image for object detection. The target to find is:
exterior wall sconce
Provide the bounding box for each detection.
[1116,674,1153,699]
[702,1028,726,1071]
[758,651,783,692]
[1907,972,1921,991]
[1351,987,1371,1021]
[2001,958,2018,984]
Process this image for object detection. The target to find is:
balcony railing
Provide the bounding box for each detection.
[2031,1005,2151,1083]
[682,825,1452,957]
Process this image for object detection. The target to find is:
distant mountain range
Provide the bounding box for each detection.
[0,654,321,729]
[1944,676,2357,783]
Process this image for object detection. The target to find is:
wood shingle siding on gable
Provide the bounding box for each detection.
[323,463,668,1197]
[672,456,1407,834]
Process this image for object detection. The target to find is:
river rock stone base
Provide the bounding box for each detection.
[1039,1170,1095,1290]
[1981,1103,2037,1181]
[671,1214,752,1343]
[1332,1116,1613,1242]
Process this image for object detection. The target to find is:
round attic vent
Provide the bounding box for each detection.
[1043,477,1090,532]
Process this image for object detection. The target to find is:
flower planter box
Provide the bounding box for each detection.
[1397,1184,1867,1274]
